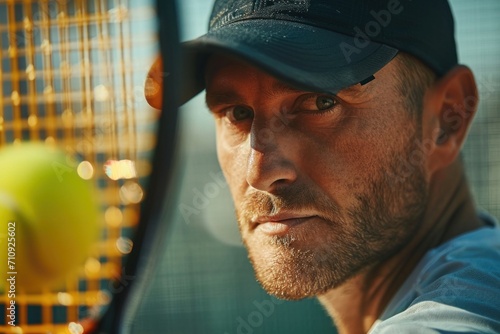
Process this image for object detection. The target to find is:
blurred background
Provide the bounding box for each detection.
[130,1,500,333]
[0,0,497,333]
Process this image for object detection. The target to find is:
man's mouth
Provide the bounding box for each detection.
[252,213,318,235]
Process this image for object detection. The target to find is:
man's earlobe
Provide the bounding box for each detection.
[426,65,478,171]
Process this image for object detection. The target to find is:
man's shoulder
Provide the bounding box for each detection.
[370,221,500,333]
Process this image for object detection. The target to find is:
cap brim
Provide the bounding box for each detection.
[180,19,398,104]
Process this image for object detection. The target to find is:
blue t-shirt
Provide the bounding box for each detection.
[369,214,500,333]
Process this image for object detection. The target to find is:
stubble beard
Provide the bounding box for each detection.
[236,133,429,300]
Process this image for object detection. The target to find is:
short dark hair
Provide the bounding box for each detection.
[394,53,437,118]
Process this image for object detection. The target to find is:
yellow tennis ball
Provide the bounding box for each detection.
[0,142,100,292]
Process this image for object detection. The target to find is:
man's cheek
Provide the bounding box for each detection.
[221,170,248,208]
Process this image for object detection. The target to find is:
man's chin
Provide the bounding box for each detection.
[246,242,346,300]
[254,265,342,301]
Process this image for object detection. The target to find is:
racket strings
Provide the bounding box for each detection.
[0,0,158,332]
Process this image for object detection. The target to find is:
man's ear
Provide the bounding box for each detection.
[145,56,163,110]
[424,65,478,173]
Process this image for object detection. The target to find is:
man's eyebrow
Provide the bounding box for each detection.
[270,80,363,98]
[205,80,302,109]
[205,79,364,110]
[340,84,363,94]
[205,90,244,110]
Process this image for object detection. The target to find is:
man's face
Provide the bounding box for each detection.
[205,56,429,300]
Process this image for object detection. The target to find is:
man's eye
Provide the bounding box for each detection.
[226,105,254,122]
[296,94,338,113]
[316,96,336,110]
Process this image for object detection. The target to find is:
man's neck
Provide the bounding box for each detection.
[317,161,484,334]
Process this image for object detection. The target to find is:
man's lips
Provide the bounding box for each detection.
[252,213,317,235]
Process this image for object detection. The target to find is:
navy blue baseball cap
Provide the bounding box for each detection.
[178,0,458,104]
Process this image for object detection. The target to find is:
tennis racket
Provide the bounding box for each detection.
[0,0,179,333]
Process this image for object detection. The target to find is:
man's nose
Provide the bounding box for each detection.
[245,118,298,192]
